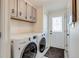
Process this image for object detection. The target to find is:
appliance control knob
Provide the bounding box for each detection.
[11,41,13,43]
[18,48,20,50]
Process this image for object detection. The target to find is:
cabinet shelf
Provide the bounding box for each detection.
[11,16,36,23]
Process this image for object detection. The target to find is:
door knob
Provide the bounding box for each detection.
[67,34,69,36]
[25,16,27,19]
[50,33,52,34]
[19,12,22,16]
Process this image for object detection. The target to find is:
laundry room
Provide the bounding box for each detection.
[1,0,79,58]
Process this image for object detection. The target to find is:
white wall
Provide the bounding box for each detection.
[32,7,43,33]
[69,0,79,58]
[43,9,48,34]
[10,20,34,34]
[0,0,10,57]
[43,7,50,48]
[69,24,79,57]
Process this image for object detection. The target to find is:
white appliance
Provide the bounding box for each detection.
[11,34,38,58]
[36,33,49,58]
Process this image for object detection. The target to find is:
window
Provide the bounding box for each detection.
[52,16,62,32]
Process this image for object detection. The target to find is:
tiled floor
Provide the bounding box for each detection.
[45,47,64,58]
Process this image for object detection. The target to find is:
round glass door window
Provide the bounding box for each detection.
[39,37,46,53]
[22,42,37,58]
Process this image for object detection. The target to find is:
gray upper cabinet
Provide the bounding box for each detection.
[9,0,37,23]
[32,7,37,22]
[27,3,32,21]
[18,0,27,19]
[27,4,37,22]
[9,0,18,17]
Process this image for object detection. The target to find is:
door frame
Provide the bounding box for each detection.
[0,0,10,57]
[48,10,68,58]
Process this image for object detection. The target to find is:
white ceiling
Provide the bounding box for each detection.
[27,0,68,12]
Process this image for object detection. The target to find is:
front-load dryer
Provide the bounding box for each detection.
[11,35,38,58]
[36,33,49,58]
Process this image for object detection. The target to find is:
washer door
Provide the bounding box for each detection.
[39,37,46,53]
[22,42,37,58]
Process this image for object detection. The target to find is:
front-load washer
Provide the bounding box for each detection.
[11,35,38,58]
[36,33,49,58]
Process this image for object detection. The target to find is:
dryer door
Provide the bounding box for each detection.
[21,42,37,58]
[39,37,46,53]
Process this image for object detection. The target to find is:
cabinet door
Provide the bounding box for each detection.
[9,0,17,17]
[18,0,27,19]
[32,7,37,22]
[27,4,32,21]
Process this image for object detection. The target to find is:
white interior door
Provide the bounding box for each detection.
[49,16,66,49]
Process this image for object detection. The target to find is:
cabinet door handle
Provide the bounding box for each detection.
[19,12,22,16]
[11,9,15,13]
[25,16,27,19]
[34,17,36,20]
[30,16,32,19]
